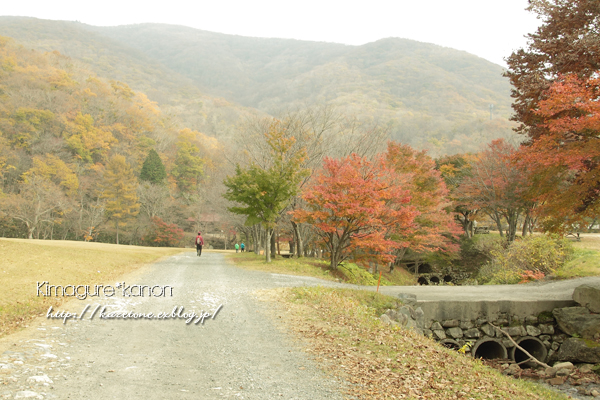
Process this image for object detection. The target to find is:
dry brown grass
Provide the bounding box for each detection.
[0,238,184,337]
[573,233,600,251]
[258,287,568,400]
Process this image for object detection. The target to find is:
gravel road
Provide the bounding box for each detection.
[0,252,349,400]
[2,251,598,400]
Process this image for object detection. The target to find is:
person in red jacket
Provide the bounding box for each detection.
[195,232,204,256]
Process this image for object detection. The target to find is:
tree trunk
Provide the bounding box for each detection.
[521,214,529,237]
[391,247,408,272]
[490,211,503,237]
[116,220,120,245]
[456,212,473,238]
[252,225,260,254]
[327,233,338,270]
[291,221,304,258]
[505,211,519,242]
[270,230,276,259]
[265,228,272,263]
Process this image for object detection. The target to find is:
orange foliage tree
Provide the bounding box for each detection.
[436,153,479,238]
[384,143,460,261]
[143,216,184,247]
[517,73,600,231]
[459,139,534,242]
[293,153,418,270]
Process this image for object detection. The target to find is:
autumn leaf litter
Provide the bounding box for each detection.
[256,287,567,400]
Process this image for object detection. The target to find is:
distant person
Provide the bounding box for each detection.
[241,242,245,252]
[195,232,204,256]
[235,243,240,253]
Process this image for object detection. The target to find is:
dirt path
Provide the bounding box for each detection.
[0,252,348,400]
[2,251,599,399]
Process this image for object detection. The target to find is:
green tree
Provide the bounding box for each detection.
[99,155,140,244]
[139,149,167,184]
[223,121,308,263]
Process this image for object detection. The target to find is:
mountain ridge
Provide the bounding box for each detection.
[0,16,517,154]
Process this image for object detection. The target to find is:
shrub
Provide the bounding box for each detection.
[142,217,184,247]
[519,270,546,283]
[477,234,573,284]
[338,263,379,285]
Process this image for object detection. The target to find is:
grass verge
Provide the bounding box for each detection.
[0,238,185,338]
[228,252,417,285]
[556,248,600,278]
[258,287,568,400]
[228,252,337,280]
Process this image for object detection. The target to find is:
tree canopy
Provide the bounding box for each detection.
[140,149,167,185]
[223,121,308,262]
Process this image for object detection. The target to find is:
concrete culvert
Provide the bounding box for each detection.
[443,275,453,283]
[510,336,547,368]
[429,276,440,285]
[471,338,508,360]
[439,339,460,350]
[417,277,429,285]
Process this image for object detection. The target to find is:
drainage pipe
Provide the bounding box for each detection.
[471,338,508,360]
[439,339,460,351]
[510,336,548,368]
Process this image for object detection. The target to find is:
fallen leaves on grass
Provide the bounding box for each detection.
[258,287,567,400]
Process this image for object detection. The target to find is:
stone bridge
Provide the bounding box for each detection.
[376,277,600,365]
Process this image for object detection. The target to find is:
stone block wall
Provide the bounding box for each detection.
[380,284,600,365]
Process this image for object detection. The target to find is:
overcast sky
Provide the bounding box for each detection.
[2,0,541,67]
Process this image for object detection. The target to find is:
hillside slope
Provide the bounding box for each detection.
[87,23,520,154]
[0,17,517,154]
[0,17,260,140]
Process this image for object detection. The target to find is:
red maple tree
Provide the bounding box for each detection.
[293,153,418,270]
[384,143,460,260]
[459,139,534,242]
[517,73,600,231]
[143,217,184,247]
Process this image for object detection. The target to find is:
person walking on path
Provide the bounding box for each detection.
[235,243,240,253]
[195,232,204,256]
[241,242,245,252]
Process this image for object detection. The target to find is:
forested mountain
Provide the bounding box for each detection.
[0,17,517,155]
[0,17,260,141]
[0,35,225,242]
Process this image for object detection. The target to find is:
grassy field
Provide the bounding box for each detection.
[555,234,600,278]
[259,287,568,400]
[228,251,417,286]
[468,232,600,280]
[0,238,185,338]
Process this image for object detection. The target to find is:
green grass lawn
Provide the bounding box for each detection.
[228,251,417,285]
[557,248,600,278]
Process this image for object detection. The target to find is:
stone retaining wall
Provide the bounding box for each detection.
[380,283,600,365]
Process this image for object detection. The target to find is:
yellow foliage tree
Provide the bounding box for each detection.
[65,113,117,163]
[28,154,79,196]
[99,155,139,244]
